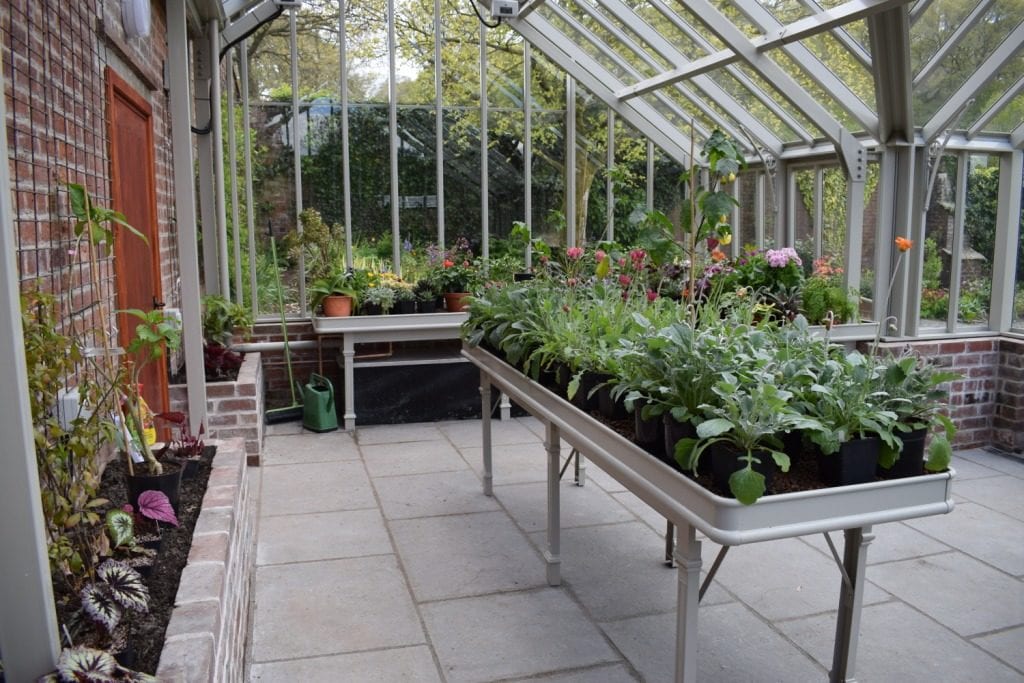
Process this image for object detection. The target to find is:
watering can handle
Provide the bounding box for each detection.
[309,373,334,411]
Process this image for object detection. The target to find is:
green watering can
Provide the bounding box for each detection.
[302,373,339,433]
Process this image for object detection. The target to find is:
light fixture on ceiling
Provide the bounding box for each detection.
[122,0,151,39]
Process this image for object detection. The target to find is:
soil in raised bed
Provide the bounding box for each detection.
[53,451,214,674]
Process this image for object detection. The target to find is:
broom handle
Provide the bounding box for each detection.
[270,234,298,406]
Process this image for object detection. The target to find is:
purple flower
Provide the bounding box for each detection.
[765,247,802,268]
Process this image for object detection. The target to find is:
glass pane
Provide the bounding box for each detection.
[652,148,687,235]
[396,107,438,276]
[710,68,801,143]
[575,98,608,243]
[959,154,999,328]
[488,109,526,254]
[634,4,702,61]
[792,168,816,263]
[961,55,1024,133]
[395,0,436,106]
[1015,154,1024,329]
[348,103,391,257]
[487,24,525,108]
[979,89,1024,134]
[734,63,823,138]
[747,0,812,24]
[540,5,635,84]
[919,154,957,330]
[443,107,483,248]
[663,0,731,50]
[610,119,648,245]
[737,171,762,248]
[441,0,480,106]
[531,110,567,246]
[801,32,876,111]
[771,50,861,131]
[859,163,881,318]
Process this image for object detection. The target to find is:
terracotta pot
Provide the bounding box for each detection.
[322,294,354,317]
[444,292,471,312]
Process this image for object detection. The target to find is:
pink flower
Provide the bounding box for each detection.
[618,274,632,286]
[646,289,658,302]
[765,247,802,268]
[566,246,584,260]
[594,249,606,262]
[630,249,646,263]
[618,257,627,268]
[566,277,578,287]
[706,237,719,251]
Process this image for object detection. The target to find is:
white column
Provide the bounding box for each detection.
[0,51,60,680]
[211,24,230,298]
[433,0,445,249]
[480,26,490,261]
[990,150,1023,331]
[227,49,243,299]
[340,1,354,268]
[523,44,533,267]
[195,23,219,295]
[566,75,577,247]
[240,40,258,315]
[387,0,401,273]
[290,7,306,307]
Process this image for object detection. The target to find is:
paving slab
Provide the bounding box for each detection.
[973,625,1024,674]
[438,418,540,448]
[800,520,951,565]
[950,474,1024,521]
[391,511,547,601]
[262,431,361,466]
[250,645,442,682]
[949,454,1016,481]
[259,461,375,517]
[494,480,635,533]
[361,439,469,478]
[601,602,826,683]
[256,509,392,566]
[356,422,445,445]
[374,469,499,520]
[531,522,680,622]
[251,555,423,662]
[421,588,620,683]
[515,415,546,439]
[778,601,1023,682]
[706,536,890,621]
[956,449,1024,478]
[264,421,305,436]
[461,442,550,485]
[867,552,1024,636]
[506,663,639,682]
[612,490,669,532]
[904,501,1024,576]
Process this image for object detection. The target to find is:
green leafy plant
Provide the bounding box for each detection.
[79,559,149,640]
[801,275,856,325]
[308,267,363,312]
[39,645,157,682]
[201,294,253,347]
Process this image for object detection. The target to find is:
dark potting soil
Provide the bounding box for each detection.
[70,452,214,674]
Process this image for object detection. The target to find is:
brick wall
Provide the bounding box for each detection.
[156,437,254,683]
[872,337,1002,449]
[170,352,265,466]
[994,337,1024,454]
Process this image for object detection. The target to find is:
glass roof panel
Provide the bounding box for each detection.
[579,0,675,73]
[767,50,860,131]
[709,68,802,142]
[632,3,704,61]
[979,90,1024,133]
[712,0,769,39]
[538,5,636,84]
[962,55,1024,133]
[750,0,814,24]
[733,63,823,139]
[641,92,713,145]
[912,0,1024,124]
[663,0,731,51]
[910,0,989,69]
[800,32,876,111]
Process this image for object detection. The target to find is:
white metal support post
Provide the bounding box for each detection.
[0,54,60,680]
[830,526,875,682]
[195,23,220,295]
[673,522,702,682]
[211,24,231,299]
[566,75,577,247]
[340,1,354,268]
[289,7,306,307]
[480,26,490,262]
[523,43,533,266]
[387,0,401,274]
[842,136,868,297]
[227,50,243,299]
[480,372,493,496]
[433,0,444,250]
[544,422,562,586]
[990,150,1024,331]
[169,0,209,438]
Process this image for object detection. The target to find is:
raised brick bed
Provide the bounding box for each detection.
[156,437,254,682]
[169,352,264,466]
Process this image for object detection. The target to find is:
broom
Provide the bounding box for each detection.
[264,226,304,423]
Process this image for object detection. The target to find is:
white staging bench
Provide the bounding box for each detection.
[462,343,955,683]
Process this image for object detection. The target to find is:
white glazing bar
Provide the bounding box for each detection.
[730,174,740,258]
[0,48,60,681]
[786,166,797,247]
[814,167,824,259]
[196,28,219,295]
[990,150,1023,331]
[240,41,258,316]
[227,50,243,299]
[524,43,533,267]
[947,152,967,333]
[340,0,353,269]
[607,110,614,242]
[481,26,490,262]
[566,75,577,247]
[211,24,231,299]
[434,0,445,250]
[755,173,766,246]
[290,7,306,309]
[646,140,654,212]
[388,0,401,275]
[904,146,930,337]
[872,149,897,325]
[481,372,493,495]
[545,422,562,586]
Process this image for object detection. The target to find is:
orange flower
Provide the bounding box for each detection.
[894,237,913,252]
[443,259,454,268]
[710,248,726,263]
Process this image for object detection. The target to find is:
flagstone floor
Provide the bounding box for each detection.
[244,418,1024,682]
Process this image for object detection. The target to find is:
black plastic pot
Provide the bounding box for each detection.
[597,378,628,420]
[571,371,603,412]
[879,427,927,479]
[396,300,416,314]
[820,436,880,486]
[710,443,776,495]
[662,414,695,471]
[126,463,183,512]
[418,299,437,313]
[633,400,664,458]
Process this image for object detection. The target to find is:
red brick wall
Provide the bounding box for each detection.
[2,0,178,341]
[994,337,1024,454]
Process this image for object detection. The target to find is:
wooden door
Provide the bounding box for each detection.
[106,67,168,414]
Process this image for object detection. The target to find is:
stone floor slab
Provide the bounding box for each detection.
[778,601,1023,682]
[256,509,392,566]
[950,475,1024,522]
[506,663,639,682]
[461,443,549,485]
[612,490,668,533]
[251,556,423,662]
[868,551,1024,636]
[421,589,620,683]
[361,439,468,478]
[250,645,441,682]
[973,625,1024,674]
[356,422,444,445]
[708,536,890,621]
[260,461,375,517]
[439,418,540,448]
[494,480,635,533]
[374,469,500,520]
[602,602,826,683]
[391,511,546,601]
[949,454,1015,481]
[904,501,1024,576]
[956,449,1024,479]
[800,521,951,565]
[262,432,361,466]
[531,522,679,622]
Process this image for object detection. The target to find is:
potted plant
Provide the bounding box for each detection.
[200,294,252,347]
[676,378,823,505]
[309,267,362,317]
[393,280,417,314]
[362,283,396,315]
[878,352,958,477]
[414,278,439,312]
[800,257,857,325]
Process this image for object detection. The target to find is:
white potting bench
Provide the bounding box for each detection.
[463,343,955,683]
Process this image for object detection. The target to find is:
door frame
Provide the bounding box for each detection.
[105,66,169,412]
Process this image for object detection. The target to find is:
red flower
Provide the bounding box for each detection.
[595,249,606,262]
[443,259,454,268]
[646,289,658,302]
[618,274,632,286]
